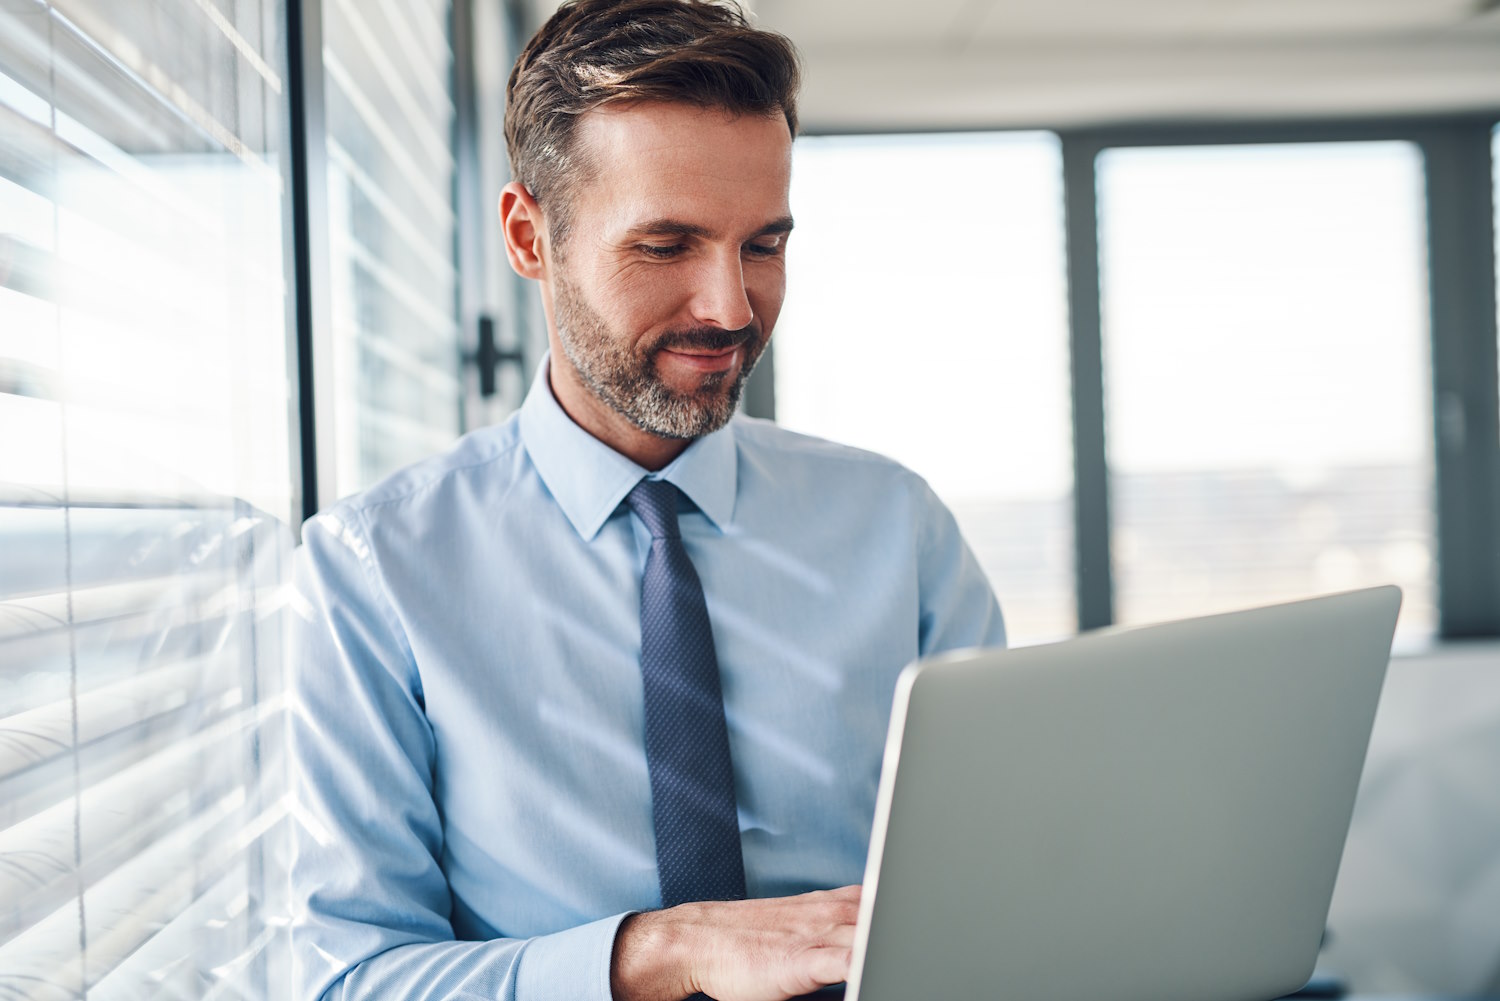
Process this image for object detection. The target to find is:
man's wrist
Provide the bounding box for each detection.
[610,906,697,1001]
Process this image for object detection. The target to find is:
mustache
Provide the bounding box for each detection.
[652,324,758,353]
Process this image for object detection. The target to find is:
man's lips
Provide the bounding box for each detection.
[659,344,742,373]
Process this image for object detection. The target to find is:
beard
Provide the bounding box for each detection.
[552,272,766,440]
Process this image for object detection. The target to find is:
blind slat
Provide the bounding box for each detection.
[328,0,452,162]
[0,573,283,644]
[327,139,457,282]
[324,52,454,220]
[0,696,285,951]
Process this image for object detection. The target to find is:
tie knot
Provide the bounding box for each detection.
[627,479,681,540]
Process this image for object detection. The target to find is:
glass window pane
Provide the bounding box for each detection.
[468,0,532,423]
[323,0,462,494]
[1097,141,1435,645]
[0,0,294,993]
[775,133,1075,645]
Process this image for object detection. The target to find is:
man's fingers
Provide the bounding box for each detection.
[802,884,860,903]
[804,946,854,987]
[793,894,860,940]
[819,922,857,950]
[812,884,862,923]
[677,889,865,1001]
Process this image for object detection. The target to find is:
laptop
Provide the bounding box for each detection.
[843,585,1401,1001]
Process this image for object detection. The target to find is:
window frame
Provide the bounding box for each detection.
[1063,116,1500,639]
[780,114,1500,640]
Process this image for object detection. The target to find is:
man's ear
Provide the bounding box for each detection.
[500,181,548,280]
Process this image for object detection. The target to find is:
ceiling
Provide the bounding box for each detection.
[515,0,1500,130]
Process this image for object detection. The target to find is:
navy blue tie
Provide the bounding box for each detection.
[627,479,747,909]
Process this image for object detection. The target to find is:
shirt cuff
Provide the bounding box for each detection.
[514,911,636,1001]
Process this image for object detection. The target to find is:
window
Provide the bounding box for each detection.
[775,133,1075,645]
[1095,141,1435,644]
[322,0,462,495]
[1,0,295,994]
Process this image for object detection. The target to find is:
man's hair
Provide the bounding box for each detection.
[505,0,801,245]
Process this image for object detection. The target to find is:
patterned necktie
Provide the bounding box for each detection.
[627,478,747,908]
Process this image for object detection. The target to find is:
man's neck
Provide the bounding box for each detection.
[546,364,692,472]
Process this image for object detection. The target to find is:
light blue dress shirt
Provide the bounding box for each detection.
[289,360,1006,1000]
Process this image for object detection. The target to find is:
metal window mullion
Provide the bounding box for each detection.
[1422,123,1500,638]
[286,0,338,523]
[452,0,484,434]
[1061,135,1114,631]
[498,0,545,391]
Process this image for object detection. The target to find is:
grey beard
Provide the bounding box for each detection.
[553,276,763,440]
[578,360,751,440]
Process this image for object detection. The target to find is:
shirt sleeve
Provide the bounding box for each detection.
[912,476,1008,656]
[288,506,630,1001]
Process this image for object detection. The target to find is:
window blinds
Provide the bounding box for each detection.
[0,1,296,996]
[323,0,462,496]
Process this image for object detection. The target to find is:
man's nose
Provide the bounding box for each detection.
[691,250,755,331]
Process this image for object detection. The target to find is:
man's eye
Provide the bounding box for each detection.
[639,244,685,259]
[745,241,783,257]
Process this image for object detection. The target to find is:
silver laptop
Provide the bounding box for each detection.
[846,586,1401,1001]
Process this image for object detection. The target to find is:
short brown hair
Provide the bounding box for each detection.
[505,0,801,244]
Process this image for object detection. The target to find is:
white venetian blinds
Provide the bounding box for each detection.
[0,0,296,996]
[322,0,463,496]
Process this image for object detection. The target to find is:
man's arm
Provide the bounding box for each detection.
[289,508,629,1001]
[914,476,1008,655]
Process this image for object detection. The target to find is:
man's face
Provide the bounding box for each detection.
[543,102,794,440]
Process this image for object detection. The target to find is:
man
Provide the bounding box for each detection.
[289,1,1005,999]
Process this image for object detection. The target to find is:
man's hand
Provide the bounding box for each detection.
[610,885,862,1001]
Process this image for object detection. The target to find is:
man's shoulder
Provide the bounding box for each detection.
[319,415,527,525]
[731,415,920,479]
[729,416,940,510]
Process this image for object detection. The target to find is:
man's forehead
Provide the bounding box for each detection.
[572,101,793,235]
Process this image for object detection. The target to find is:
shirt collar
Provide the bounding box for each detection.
[518,355,738,541]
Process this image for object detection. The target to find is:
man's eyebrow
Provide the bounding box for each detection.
[754,216,796,237]
[624,216,796,240]
[627,219,714,240]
